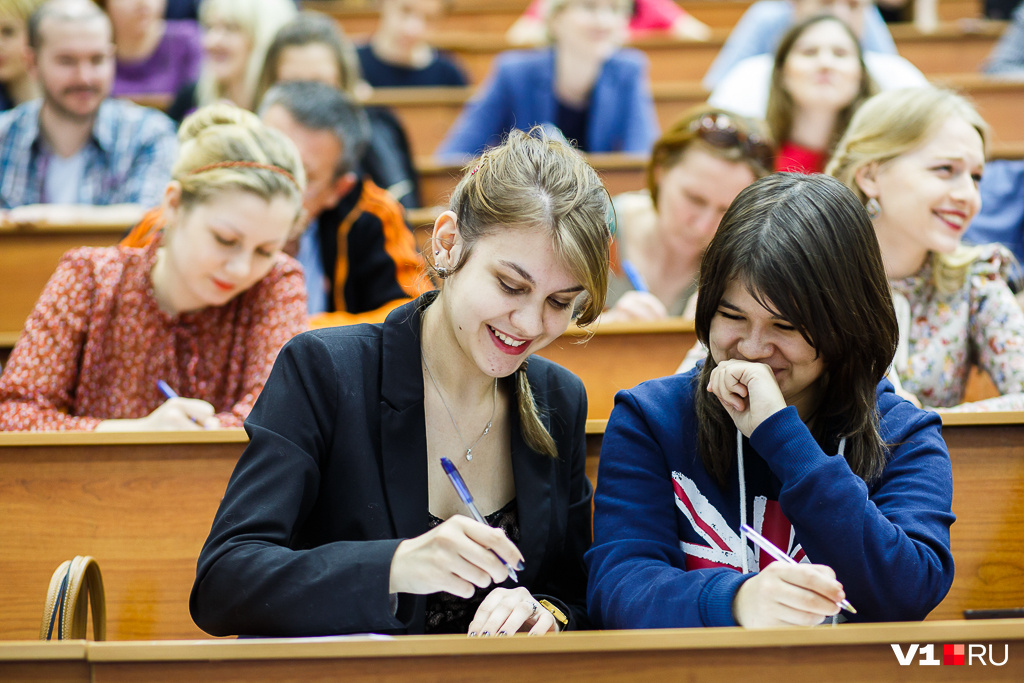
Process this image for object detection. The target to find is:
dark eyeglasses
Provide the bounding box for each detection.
[689,113,775,172]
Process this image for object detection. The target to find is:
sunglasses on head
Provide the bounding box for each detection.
[688,112,775,172]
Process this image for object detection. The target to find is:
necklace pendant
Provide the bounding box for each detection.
[466,448,473,461]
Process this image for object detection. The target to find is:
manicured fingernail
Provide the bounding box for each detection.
[528,631,541,636]
[516,560,525,571]
[482,631,490,637]
[498,630,508,637]
[469,632,477,637]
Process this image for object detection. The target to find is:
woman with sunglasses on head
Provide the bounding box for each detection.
[829,86,1024,411]
[602,107,773,323]
[586,173,954,629]
[190,129,612,637]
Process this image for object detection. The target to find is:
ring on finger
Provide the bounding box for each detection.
[530,601,538,617]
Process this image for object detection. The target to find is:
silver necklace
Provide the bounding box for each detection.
[422,355,497,461]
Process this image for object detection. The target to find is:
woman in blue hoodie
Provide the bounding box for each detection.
[586,172,955,629]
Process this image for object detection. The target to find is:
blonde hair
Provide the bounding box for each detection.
[0,0,45,21]
[174,103,306,237]
[195,0,297,110]
[441,128,612,458]
[766,14,876,156]
[827,87,988,293]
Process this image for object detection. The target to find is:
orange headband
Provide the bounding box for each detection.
[187,160,299,188]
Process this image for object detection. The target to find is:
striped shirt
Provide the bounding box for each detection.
[0,98,177,209]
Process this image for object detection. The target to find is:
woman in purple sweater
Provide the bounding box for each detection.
[105,0,202,98]
[586,173,955,628]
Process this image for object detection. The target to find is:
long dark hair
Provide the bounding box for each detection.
[693,173,897,485]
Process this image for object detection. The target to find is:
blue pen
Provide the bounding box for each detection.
[440,456,519,583]
[620,259,649,293]
[156,380,203,427]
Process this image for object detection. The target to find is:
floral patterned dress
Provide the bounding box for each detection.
[890,244,1024,411]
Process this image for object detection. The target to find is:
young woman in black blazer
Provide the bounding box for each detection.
[190,129,612,637]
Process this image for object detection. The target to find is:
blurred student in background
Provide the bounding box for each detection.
[437,0,658,160]
[166,0,295,123]
[0,0,43,111]
[103,0,202,100]
[703,0,897,90]
[0,103,307,431]
[603,107,772,323]
[357,0,468,88]
[0,0,176,228]
[709,12,923,123]
[259,81,428,326]
[829,87,1024,411]
[764,15,875,173]
[256,11,420,209]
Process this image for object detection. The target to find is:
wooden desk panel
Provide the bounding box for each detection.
[3,620,1024,681]
[0,225,128,340]
[535,320,695,422]
[0,432,248,641]
[372,74,1023,160]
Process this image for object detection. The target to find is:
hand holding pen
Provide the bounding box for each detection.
[388,457,524,599]
[733,523,855,628]
[153,380,218,430]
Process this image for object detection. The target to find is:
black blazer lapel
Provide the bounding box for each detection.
[379,296,432,541]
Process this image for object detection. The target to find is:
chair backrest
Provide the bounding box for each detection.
[40,556,106,640]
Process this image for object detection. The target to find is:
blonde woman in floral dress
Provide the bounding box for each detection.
[829,87,1024,411]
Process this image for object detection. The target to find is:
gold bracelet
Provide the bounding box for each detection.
[538,599,568,629]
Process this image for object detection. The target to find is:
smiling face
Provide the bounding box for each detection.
[860,115,984,265]
[438,222,583,378]
[655,146,758,256]
[781,19,863,112]
[31,16,114,121]
[201,12,252,85]
[158,187,297,313]
[708,280,826,416]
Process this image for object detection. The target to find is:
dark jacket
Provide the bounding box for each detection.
[190,294,593,635]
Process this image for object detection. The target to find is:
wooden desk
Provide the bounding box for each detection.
[536,319,695,422]
[1,415,1020,641]
[0,222,131,343]
[370,74,1024,159]
[308,0,987,43]
[584,412,1024,623]
[429,21,1004,86]
[3,620,1024,680]
[0,431,248,641]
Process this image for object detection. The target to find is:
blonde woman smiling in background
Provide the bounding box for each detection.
[829,87,1024,411]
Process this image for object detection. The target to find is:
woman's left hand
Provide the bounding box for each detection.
[707,359,787,437]
[467,587,558,637]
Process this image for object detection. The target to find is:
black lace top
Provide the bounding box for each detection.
[423,499,520,634]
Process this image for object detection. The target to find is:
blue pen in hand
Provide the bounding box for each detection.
[620,259,649,293]
[156,380,204,427]
[440,456,519,583]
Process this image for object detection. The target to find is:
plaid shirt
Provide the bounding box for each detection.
[0,98,177,209]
